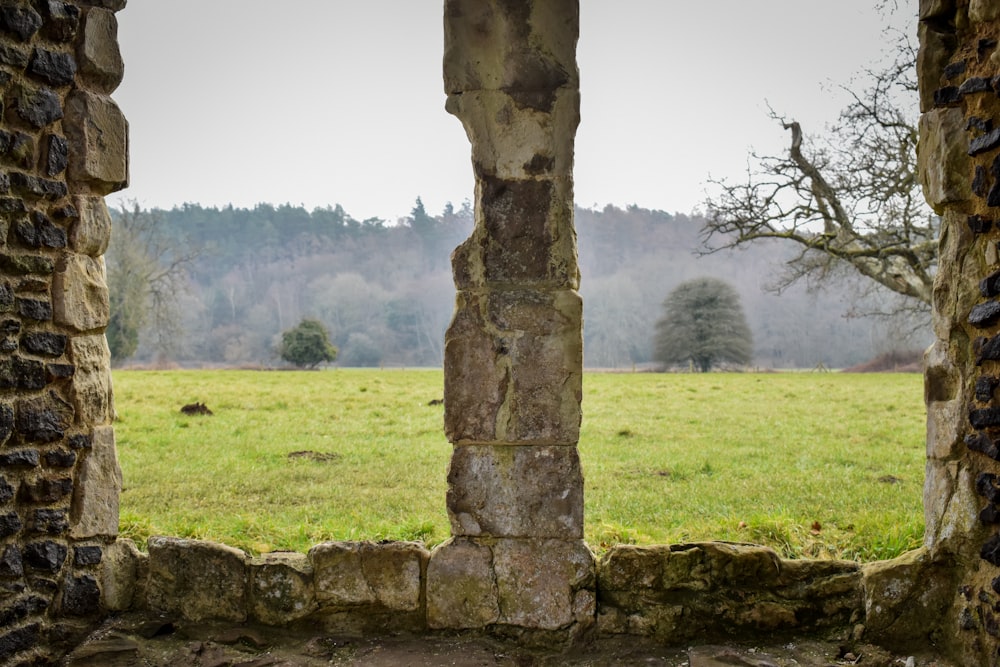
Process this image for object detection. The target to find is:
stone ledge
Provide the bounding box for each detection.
[597,542,863,643]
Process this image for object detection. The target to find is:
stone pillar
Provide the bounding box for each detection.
[0,1,127,663]
[917,0,1000,662]
[427,0,595,637]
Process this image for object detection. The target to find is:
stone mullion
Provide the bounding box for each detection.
[428,0,594,636]
[441,0,583,530]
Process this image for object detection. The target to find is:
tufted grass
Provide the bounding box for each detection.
[113,369,925,561]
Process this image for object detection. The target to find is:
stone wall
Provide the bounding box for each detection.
[97,535,871,647]
[919,0,1000,663]
[0,0,127,664]
[3,0,1000,663]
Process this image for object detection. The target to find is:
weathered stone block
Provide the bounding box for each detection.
[22,331,67,357]
[600,545,669,591]
[445,88,579,179]
[676,542,782,590]
[487,176,576,285]
[70,195,111,256]
[16,212,67,249]
[42,1,80,43]
[363,541,425,612]
[0,5,42,41]
[13,83,62,128]
[933,85,961,107]
[862,547,955,642]
[493,538,594,629]
[927,397,963,460]
[598,543,860,642]
[78,8,123,93]
[15,393,72,442]
[53,255,110,332]
[9,171,67,200]
[21,476,72,503]
[426,538,499,629]
[0,449,40,468]
[451,181,579,290]
[446,444,583,538]
[16,297,52,321]
[918,108,971,212]
[0,356,46,390]
[1,254,54,275]
[924,460,981,549]
[443,0,578,96]
[28,47,76,87]
[0,624,39,664]
[0,42,27,68]
[482,176,555,283]
[0,511,21,538]
[23,540,67,572]
[46,134,68,176]
[29,508,68,533]
[442,294,506,442]
[51,202,79,220]
[100,538,141,611]
[73,545,102,566]
[67,335,113,425]
[45,448,76,468]
[308,541,373,606]
[0,545,23,577]
[250,551,315,626]
[309,540,426,612]
[444,290,582,444]
[64,89,128,194]
[0,196,25,214]
[62,574,100,616]
[146,536,248,622]
[70,425,121,539]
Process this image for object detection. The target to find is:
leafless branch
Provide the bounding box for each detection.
[702,30,936,316]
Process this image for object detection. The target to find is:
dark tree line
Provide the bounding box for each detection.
[107,200,927,370]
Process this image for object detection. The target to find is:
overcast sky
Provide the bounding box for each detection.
[113,1,909,222]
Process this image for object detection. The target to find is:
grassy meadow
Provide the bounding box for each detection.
[113,369,925,561]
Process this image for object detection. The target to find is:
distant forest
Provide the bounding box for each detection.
[113,200,929,369]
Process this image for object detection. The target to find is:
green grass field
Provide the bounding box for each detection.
[113,369,925,561]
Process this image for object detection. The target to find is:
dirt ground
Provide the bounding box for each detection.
[61,614,959,667]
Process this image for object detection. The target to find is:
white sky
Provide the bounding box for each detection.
[113,1,909,222]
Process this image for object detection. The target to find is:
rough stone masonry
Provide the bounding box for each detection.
[918,0,1000,664]
[430,0,593,637]
[0,0,127,664]
[3,0,1000,664]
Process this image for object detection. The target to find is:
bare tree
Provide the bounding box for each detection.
[702,30,937,313]
[106,203,198,363]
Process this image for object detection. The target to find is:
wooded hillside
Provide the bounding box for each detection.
[111,201,927,369]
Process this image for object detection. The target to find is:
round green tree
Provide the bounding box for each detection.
[653,277,753,372]
[278,318,338,369]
